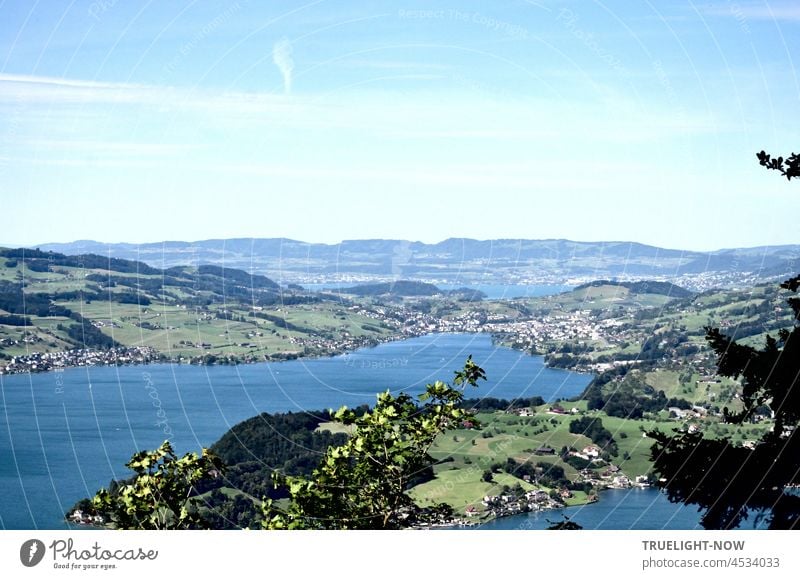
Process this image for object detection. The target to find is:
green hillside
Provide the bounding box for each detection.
[0,248,397,366]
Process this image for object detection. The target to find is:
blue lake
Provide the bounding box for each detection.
[302,283,573,300]
[471,488,706,530]
[0,333,593,529]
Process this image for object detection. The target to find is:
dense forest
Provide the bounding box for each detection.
[580,371,694,419]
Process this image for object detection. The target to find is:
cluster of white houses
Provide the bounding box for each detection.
[1,346,160,375]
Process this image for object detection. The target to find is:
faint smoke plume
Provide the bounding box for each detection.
[272,37,294,95]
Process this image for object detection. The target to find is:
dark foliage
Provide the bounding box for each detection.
[0,282,118,348]
[64,313,119,349]
[0,282,69,317]
[0,249,286,309]
[650,430,800,529]
[197,265,280,290]
[569,416,617,456]
[205,411,350,504]
[0,313,31,326]
[757,150,800,180]
[250,312,314,333]
[581,376,692,419]
[461,396,545,411]
[0,248,161,275]
[212,410,339,464]
[547,516,583,530]
[503,458,570,488]
[650,154,800,528]
[202,490,262,529]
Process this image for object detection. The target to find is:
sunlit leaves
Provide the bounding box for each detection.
[651,275,800,529]
[92,440,224,530]
[262,358,486,529]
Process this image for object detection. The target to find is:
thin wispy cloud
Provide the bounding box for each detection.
[272,37,295,95]
[0,70,728,184]
[0,73,132,89]
[0,73,310,116]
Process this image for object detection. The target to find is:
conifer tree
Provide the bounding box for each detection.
[649,151,800,529]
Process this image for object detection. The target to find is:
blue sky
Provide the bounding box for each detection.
[1,0,799,250]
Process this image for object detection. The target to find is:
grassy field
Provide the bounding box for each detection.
[407,404,662,512]
[0,316,75,356]
[316,421,356,436]
[596,415,661,477]
[0,252,407,362]
[521,284,676,313]
[409,464,535,513]
[71,301,395,357]
[2,278,396,359]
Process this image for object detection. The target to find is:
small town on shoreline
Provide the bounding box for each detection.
[0,277,760,377]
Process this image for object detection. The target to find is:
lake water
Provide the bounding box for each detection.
[0,333,594,529]
[472,488,705,530]
[0,332,712,531]
[302,283,573,300]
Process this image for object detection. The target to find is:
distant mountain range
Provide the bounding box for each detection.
[32,238,800,287]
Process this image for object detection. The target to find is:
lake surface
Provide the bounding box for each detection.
[0,333,592,529]
[472,488,705,530]
[302,283,573,300]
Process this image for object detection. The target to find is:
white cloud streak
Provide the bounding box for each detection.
[0,73,721,143]
[272,37,295,95]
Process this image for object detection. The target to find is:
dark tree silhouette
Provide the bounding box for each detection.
[649,152,800,529]
[757,150,800,180]
[546,516,583,530]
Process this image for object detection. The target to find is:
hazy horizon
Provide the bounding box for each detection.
[4,235,800,256]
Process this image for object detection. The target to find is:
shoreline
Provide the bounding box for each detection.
[433,480,649,530]
[64,483,650,531]
[10,332,605,530]
[0,330,595,378]
[0,333,412,377]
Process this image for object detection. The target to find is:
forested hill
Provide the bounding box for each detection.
[2,247,162,275]
[0,247,356,363]
[0,247,284,307]
[573,280,694,299]
[210,410,346,474]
